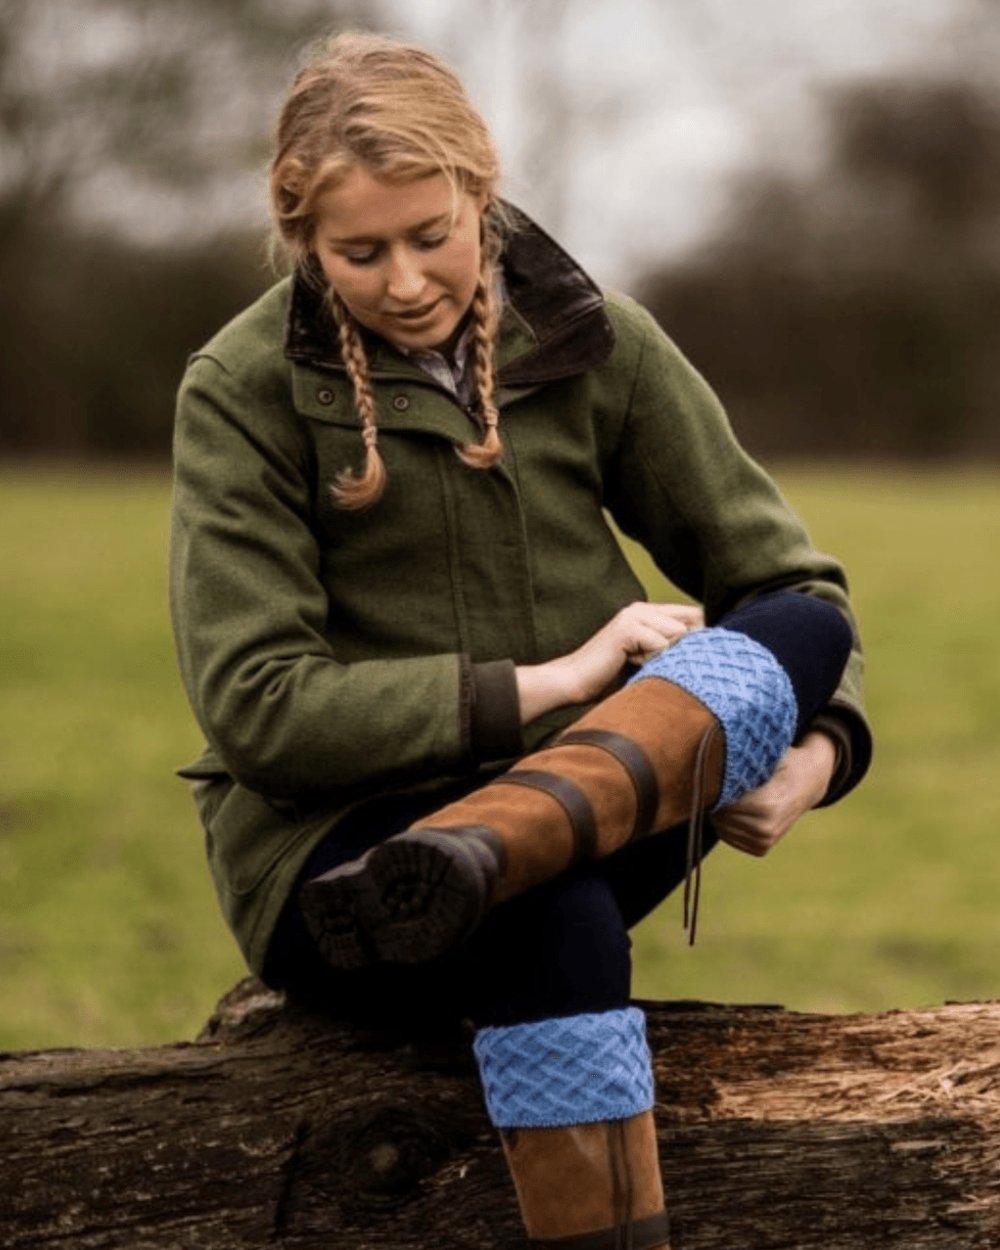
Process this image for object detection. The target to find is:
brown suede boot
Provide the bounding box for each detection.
[474,1007,671,1249]
[501,1113,671,1249]
[300,675,724,968]
[302,592,852,971]
[412,678,721,901]
[301,622,810,969]
[500,1115,670,1240]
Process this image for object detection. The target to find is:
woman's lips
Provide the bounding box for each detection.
[387,297,442,323]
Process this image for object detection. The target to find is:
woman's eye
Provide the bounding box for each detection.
[343,250,378,266]
[416,233,448,251]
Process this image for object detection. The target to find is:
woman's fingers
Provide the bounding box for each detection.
[715,813,780,857]
[714,741,834,857]
[563,601,706,704]
[658,602,704,629]
[618,603,701,661]
[626,602,703,632]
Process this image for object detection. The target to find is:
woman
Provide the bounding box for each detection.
[170,31,871,1250]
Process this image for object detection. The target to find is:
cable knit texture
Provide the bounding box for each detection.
[628,627,797,807]
[473,1007,654,1129]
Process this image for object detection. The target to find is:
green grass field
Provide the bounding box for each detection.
[1,463,997,1050]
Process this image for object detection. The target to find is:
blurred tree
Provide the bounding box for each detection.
[636,76,1000,459]
[833,80,1000,230]
[0,0,381,455]
[2,0,383,239]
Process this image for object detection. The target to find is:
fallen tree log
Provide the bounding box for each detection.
[2,980,998,1249]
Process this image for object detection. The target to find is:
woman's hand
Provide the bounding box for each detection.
[561,601,704,702]
[713,730,838,857]
[516,601,703,724]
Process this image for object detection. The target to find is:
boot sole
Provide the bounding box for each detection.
[299,827,500,970]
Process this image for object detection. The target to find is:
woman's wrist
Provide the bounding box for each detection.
[794,730,839,808]
[515,658,580,725]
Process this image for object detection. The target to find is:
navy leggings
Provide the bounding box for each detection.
[263,784,713,1029]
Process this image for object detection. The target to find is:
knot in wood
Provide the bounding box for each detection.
[322,1107,452,1213]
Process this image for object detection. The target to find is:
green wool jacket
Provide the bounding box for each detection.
[170,210,872,977]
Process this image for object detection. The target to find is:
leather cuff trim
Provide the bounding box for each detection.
[470,659,524,764]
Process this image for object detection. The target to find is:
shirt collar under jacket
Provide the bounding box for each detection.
[395,272,509,408]
[283,203,616,389]
[398,316,476,406]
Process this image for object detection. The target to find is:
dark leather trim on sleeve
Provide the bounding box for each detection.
[470,659,524,765]
[808,704,873,806]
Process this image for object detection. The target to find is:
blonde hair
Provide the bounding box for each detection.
[270,31,505,509]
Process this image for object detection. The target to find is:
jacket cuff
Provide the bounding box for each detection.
[469,659,524,765]
[808,704,873,806]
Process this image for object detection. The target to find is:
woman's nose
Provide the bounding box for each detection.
[385,249,427,303]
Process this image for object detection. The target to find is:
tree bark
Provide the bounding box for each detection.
[2,981,998,1249]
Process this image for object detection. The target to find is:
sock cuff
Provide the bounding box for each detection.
[628,627,797,806]
[473,1007,654,1129]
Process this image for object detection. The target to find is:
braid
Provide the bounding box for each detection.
[456,250,502,470]
[329,294,388,510]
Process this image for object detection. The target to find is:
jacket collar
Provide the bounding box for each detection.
[283,203,615,385]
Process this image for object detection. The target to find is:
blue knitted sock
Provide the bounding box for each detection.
[473,1007,654,1129]
[715,591,853,738]
[625,590,851,808]
[627,626,796,809]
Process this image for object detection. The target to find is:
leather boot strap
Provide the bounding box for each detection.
[551,729,659,841]
[500,771,598,858]
[527,1211,672,1250]
[507,718,719,943]
[545,721,719,947]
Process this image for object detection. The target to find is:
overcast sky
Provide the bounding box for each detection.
[26,0,999,289]
[379,0,999,284]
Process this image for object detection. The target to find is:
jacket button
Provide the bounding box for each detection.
[316,388,335,406]
[392,394,410,412]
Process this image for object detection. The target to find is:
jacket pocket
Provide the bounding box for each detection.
[203,779,309,899]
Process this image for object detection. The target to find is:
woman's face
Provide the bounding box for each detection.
[312,167,486,354]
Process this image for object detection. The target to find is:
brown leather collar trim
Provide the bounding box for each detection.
[283,204,615,384]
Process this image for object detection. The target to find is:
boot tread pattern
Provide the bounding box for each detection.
[299,827,500,968]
